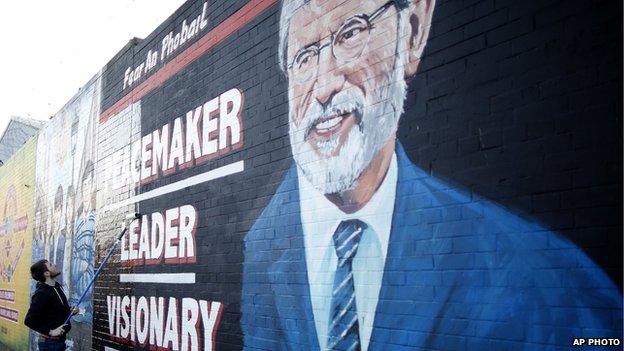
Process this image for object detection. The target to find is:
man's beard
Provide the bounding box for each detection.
[289,57,407,194]
[50,271,61,278]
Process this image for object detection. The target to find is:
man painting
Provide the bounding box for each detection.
[241,0,622,350]
[25,260,78,351]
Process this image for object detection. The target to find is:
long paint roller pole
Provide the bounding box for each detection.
[63,212,141,325]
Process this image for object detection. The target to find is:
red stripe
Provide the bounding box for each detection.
[100,0,278,124]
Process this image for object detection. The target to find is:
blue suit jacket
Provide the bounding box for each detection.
[242,144,622,350]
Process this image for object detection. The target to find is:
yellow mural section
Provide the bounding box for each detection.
[0,137,36,350]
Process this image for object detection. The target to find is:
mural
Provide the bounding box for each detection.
[0,138,35,350]
[31,76,101,351]
[240,0,623,350]
[0,0,619,350]
[91,0,621,350]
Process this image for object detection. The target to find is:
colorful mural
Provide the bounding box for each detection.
[0,138,36,350]
[31,76,100,351]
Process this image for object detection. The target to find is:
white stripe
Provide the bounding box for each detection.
[119,273,195,284]
[335,224,357,243]
[340,315,359,338]
[102,160,244,212]
[327,314,359,349]
[347,339,360,351]
[338,242,360,267]
[333,272,353,296]
[329,294,355,330]
[104,347,119,351]
[336,228,362,252]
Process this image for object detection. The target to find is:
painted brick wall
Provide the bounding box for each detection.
[93,0,622,350]
[29,74,101,351]
[0,0,621,350]
[0,137,36,350]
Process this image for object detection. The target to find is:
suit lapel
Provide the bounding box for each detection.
[370,144,440,349]
[268,166,320,350]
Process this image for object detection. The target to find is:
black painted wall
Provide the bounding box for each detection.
[93,0,622,350]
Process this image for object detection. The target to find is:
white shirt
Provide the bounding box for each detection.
[298,153,398,351]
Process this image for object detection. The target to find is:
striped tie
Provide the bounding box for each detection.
[327,219,366,351]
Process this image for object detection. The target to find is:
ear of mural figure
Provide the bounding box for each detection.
[403,0,435,79]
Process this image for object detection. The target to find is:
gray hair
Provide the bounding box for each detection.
[278,0,410,73]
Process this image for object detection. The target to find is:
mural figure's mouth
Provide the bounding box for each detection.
[310,111,352,138]
[304,102,362,143]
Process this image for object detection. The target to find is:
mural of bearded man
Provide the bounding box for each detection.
[241,0,622,350]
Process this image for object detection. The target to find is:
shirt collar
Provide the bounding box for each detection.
[297,152,398,259]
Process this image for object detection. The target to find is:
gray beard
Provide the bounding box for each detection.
[289,60,407,194]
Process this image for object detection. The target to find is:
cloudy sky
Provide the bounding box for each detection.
[0,0,187,134]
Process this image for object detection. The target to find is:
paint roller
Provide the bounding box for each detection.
[62,212,141,325]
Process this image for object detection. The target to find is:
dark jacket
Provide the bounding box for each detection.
[24,281,71,339]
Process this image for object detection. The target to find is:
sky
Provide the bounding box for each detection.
[0,0,188,134]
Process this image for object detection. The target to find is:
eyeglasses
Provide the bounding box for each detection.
[287,1,396,83]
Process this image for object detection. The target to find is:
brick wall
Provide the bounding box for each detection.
[0,138,36,350]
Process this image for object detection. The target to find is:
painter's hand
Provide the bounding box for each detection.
[49,324,67,337]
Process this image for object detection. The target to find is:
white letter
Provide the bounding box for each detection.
[152,124,169,176]
[141,133,152,181]
[178,205,196,262]
[219,88,242,150]
[120,296,131,338]
[202,97,219,156]
[189,19,198,37]
[136,296,149,344]
[150,212,165,262]
[163,298,179,350]
[130,296,136,342]
[116,296,122,338]
[107,295,117,335]
[161,33,170,61]
[124,67,132,89]
[199,2,208,30]
[138,215,150,260]
[181,20,189,43]
[167,117,185,170]
[164,208,179,260]
[185,106,202,163]
[149,296,165,347]
[200,300,223,351]
[181,298,199,351]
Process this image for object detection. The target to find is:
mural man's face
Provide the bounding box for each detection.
[286,0,408,194]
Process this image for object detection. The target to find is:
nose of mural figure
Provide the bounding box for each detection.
[314,47,346,107]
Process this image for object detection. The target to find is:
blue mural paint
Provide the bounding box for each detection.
[70,210,95,324]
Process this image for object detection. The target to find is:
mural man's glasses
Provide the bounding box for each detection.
[287,1,396,83]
